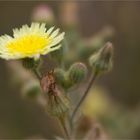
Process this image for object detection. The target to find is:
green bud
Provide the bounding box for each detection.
[54,68,65,86]
[22,58,40,69]
[54,68,72,89]
[68,62,87,84]
[89,42,113,73]
[54,63,88,89]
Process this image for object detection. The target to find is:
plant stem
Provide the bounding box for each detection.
[33,68,41,80]
[70,70,98,127]
[59,116,70,140]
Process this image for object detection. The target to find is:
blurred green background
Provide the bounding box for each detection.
[0,1,140,139]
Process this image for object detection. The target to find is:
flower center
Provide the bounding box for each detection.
[6,34,51,56]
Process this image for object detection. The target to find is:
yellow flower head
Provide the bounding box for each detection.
[0,23,65,60]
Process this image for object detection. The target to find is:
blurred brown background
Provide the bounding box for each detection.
[0,1,140,139]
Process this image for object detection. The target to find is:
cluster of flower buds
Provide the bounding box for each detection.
[54,62,88,90]
[0,4,115,139]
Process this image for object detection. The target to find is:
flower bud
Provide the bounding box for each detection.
[54,68,65,87]
[54,68,73,89]
[31,4,55,25]
[22,58,40,70]
[89,42,113,73]
[68,62,87,84]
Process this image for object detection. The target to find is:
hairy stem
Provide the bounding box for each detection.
[70,70,99,127]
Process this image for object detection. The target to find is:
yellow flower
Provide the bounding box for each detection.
[0,23,65,60]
